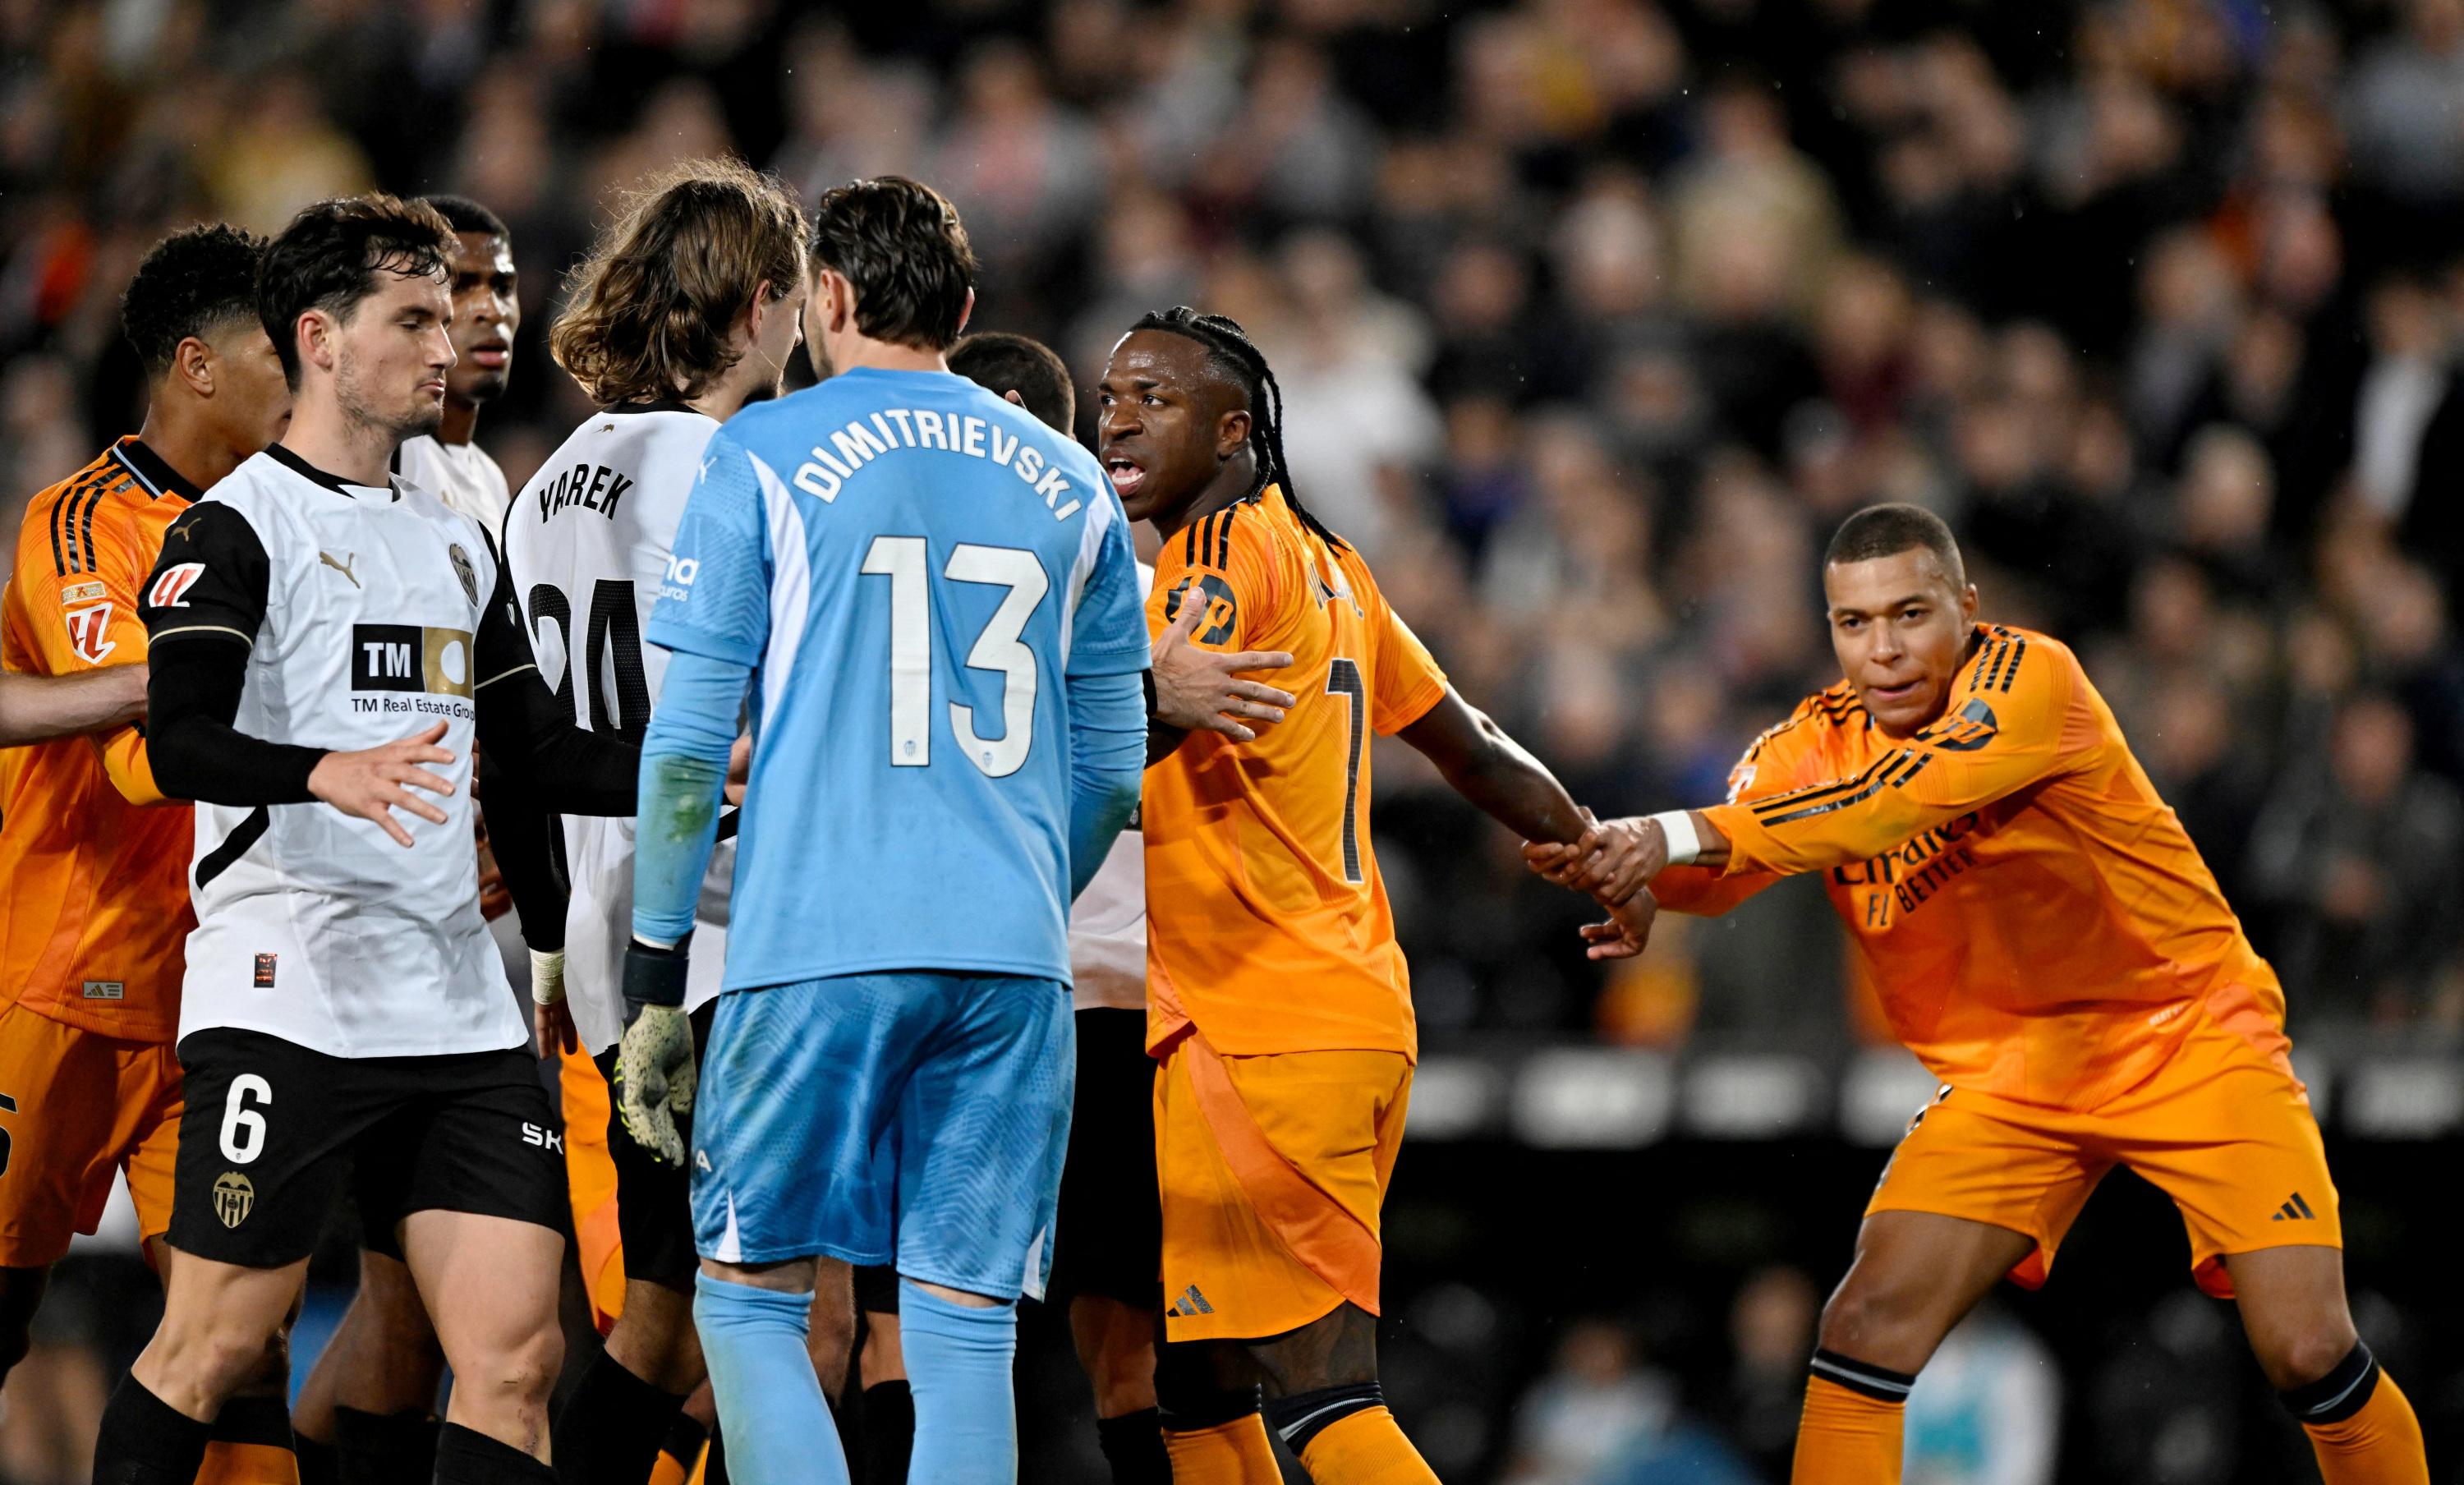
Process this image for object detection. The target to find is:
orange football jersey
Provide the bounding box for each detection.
[1142,485,1449,1060]
[1663,624,2286,1112]
[0,439,197,1042]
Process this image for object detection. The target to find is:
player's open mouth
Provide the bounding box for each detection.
[1106,458,1146,499]
[1866,678,1924,704]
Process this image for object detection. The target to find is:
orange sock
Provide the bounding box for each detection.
[1294,1406,1440,1485]
[195,1441,300,1485]
[2297,1360,2429,1485]
[196,1397,298,1484]
[1792,1372,1907,1484]
[1163,1413,1281,1485]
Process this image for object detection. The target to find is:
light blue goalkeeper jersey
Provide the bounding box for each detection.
[643,366,1148,991]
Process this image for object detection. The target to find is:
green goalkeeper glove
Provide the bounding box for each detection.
[614,935,697,1167]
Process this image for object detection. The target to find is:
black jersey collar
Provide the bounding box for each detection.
[268,442,400,502]
[111,437,205,501]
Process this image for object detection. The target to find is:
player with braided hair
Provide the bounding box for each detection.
[1100,311,1639,1484]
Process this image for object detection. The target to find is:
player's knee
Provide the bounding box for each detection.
[465,1325,563,1413]
[158,1313,287,1399]
[1816,1280,1928,1363]
[2255,1324,2361,1393]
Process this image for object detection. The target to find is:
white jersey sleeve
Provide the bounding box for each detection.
[502,405,731,1052]
[1065,562,1150,1012]
[396,434,512,534]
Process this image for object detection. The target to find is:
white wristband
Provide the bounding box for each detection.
[1649,811,1703,867]
[530,949,567,1006]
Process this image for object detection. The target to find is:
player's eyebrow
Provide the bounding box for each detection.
[1096,375,1163,393]
[1832,591,1933,616]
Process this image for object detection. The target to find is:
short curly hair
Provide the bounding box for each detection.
[120,223,269,378]
[808,177,977,352]
[259,194,455,389]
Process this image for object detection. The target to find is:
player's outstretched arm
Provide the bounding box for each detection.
[0,666,148,746]
[1146,592,1294,759]
[1396,685,1598,857]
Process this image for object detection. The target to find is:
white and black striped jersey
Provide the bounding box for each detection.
[502,402,733,1054]
[140,446,524,1058]
[395,434,511,535]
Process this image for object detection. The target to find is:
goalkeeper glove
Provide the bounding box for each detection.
[614,934,697,1167]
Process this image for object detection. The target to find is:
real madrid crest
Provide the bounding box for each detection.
[448,543,479,605]
[213,1170,255,1227]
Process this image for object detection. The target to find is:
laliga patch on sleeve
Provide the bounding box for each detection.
[63,604,115,664]
[149,562,205,609]
[59,580,105,605]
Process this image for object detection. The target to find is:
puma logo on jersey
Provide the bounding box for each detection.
[148,562,205,609]
[320,550,360,588]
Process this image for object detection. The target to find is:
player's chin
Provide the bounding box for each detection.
[454,371,510,405]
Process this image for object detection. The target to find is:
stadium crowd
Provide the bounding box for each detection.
[2,0,2462,1482]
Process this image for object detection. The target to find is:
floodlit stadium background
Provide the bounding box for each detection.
[5,0,2464,1480]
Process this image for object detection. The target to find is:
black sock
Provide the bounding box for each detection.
[92,1374,211,1485]
[296,1432,341,1485]
[701,1426,727,1485]
[431,1423,553,1484]
[1094,1407,1170,1485]
[335,1405,442,1485]
[2281,1340,2382,1426]
[857,1381,913,1485]
[655,1411,709,1470]
[209,1395,297,1451]
[1262,1381,1386,1454]
[549,1351,688,1485]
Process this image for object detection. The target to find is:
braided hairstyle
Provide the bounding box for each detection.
[1128,306,1347,552]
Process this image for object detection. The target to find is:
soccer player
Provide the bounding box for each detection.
[1530,503,2429,1485]
[290,189,522,1485]
[614,176,1148,1485]
[0,224,294,1482]
[395,195,520,529]
[503,156,811,1485]
[1101,306,1620,1485]
[847,330,1258,1485]
[91,194,640,1485]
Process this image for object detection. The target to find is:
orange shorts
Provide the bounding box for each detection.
[559,1041,625,1333]
[1869,1014,2338,1299]
[0,999,181,1267]
[1154,1028,1411,1342]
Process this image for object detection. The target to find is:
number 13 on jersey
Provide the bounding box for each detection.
[861,535,1048,778]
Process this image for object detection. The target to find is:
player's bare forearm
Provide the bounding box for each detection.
[1525,810,1732,903]
[0,664,147,746]
[1397,687,1591,848]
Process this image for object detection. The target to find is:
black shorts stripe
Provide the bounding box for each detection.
[715,807,741,843]
[195,806,271,889]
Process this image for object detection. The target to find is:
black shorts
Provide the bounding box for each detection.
[172,1028,566,1270]
[586,1002,718,1290]
[1049,1006,1161,1305]
[853,1261,902,1315]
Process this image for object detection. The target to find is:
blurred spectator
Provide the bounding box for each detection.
[1720,1264,1822,1481]
[1902,1305,2061,1485]
[2249,691,2464,1028]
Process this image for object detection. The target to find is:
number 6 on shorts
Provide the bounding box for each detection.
[219,1074,271,1165]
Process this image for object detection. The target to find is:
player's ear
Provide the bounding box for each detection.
[954,287,975,339]
[172,336,215,399]
[1214,407,1251,462]
[1959,583,1979,621]
[1003,388,1027,408]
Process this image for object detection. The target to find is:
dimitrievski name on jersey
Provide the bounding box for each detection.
[136,444,635,1058]
[502,401,736,1053]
